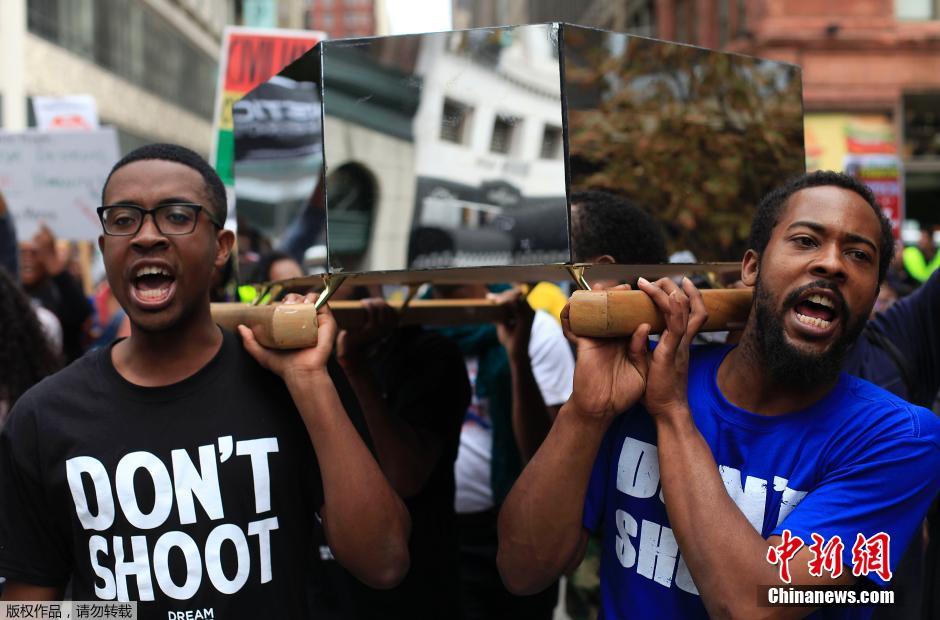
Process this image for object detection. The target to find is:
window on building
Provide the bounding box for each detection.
[675,0,695,44]
[736,0,748,35]
[896,0,940,19]
[904,93,940,158]
[441,98,472,144]
[26,0,217,120]
[490,115,518,155]
[345,11,371,30]
[540,125,563,159]
[718,0,730,46]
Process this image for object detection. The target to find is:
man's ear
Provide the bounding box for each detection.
[741,249,759,287]
[215,228,236,268]
[97,235,105,254]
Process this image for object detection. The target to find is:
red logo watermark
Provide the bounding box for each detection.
[767,530,891,583]
[766,530,804,583]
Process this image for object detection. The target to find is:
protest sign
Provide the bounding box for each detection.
[0,127,120,241]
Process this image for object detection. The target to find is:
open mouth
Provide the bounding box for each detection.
[792,293,838,331]
[131,265,176,307]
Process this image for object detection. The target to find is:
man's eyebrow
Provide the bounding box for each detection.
[786,220,878,253]
[157,197,199,205]
[846,232,879,253]
[103,197,198,207]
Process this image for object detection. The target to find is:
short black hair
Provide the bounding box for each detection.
[747,170,894,283]
[570,190,668,263]
[253,250,295,282]
[102,143,228,223]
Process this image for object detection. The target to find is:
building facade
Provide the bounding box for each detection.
[0,0,239,156]
[452,0,940,228]
[305,0,375,38]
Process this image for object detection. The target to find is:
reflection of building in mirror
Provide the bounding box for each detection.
[232,72,326,276]
[406,24,570,271]
[320,36,422,273]
[564,27,804,262]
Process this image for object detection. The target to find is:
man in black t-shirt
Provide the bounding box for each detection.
[0,144,410,618]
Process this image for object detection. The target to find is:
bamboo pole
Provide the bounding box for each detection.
[211,299,512,349]
[567,288,752,338]
[212,289,754,348]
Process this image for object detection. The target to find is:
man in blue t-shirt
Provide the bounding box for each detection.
[496,171,940,619]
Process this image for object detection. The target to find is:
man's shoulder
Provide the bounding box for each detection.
[17,349,102,407]
[4,350,102,438]
[840,373,940,447]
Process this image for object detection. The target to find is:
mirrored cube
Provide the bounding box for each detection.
[233,23,804,281]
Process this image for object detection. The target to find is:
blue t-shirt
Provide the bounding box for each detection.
[583,345,940,620]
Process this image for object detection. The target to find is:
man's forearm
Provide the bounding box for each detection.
[655,412,782,618]
[497,403,609,595]
[284,369,410,588]
[508,353,553,461]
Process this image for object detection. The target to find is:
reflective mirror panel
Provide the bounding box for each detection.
[562,24,805,262]
[232,46,326,282]
[320,24,569,273]
[233,24,806,282]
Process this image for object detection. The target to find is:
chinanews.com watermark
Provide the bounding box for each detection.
[762,529,897,607]
[760,585,895,606]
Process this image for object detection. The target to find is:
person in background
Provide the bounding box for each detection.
[902,226,940,283]
[86,280,131,351]
[564,189,670,619]
[19,225,92,362]
[0,192,17,276]
[843,265,940,620]
[0,268,61,430]
[570,190,669,290]
[311,285,472,619]
[237,251,306,304]
[433,282,575,620]
[254,250,304,283]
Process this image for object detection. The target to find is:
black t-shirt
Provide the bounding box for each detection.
[0,330,368,619]
[312,326,471,619]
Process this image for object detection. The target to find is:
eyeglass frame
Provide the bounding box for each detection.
[96,203,224,237]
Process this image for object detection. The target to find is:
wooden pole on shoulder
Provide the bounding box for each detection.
[210,299,512,349]
[567,288,752,337]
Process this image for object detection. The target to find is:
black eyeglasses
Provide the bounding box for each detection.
[97,203,223,236]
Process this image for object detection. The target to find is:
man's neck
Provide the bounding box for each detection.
[717,330,839,416]
[112,310,223,387]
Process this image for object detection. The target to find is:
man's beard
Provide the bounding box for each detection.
[751,277,866,388]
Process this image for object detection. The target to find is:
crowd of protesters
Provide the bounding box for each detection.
[0,147,939,620]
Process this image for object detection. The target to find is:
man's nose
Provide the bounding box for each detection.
[131,213,169,248]
[810,242,847,282]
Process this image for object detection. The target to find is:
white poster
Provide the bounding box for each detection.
[0,127,120,241]
[32,95,100,130]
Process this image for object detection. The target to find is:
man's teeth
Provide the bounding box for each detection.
[138,288,169,300]
[796,312,831,329]
[807,294,834,309]
[136,266,171,277]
